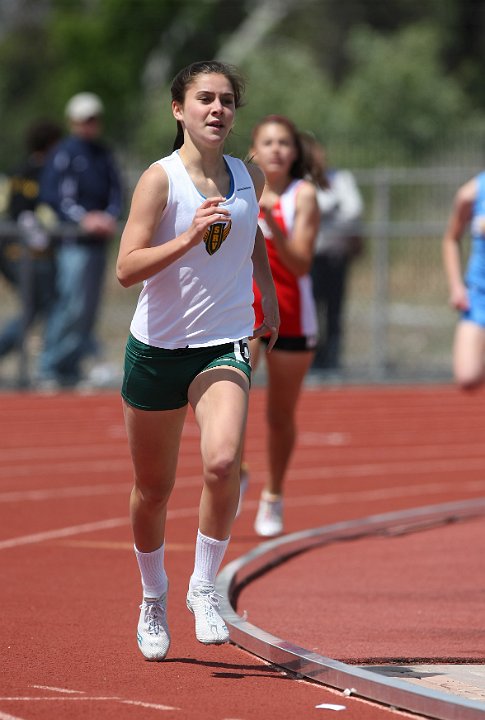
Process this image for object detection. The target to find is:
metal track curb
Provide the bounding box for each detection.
[217,498,485,720]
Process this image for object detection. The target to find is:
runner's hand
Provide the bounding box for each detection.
[185,197,231,248]
[251,293,279,352]
[450,282,469,311]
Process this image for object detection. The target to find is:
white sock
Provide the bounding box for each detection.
[261,490,282,503]
[189,530,229,592]
[134,543,168,599]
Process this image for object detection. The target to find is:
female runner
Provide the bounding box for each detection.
[443,171,485,389]
[116,61,278,660]
[242,115,319,537]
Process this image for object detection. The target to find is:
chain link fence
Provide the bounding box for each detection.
[0,166,478,389]
[343,166,477,382]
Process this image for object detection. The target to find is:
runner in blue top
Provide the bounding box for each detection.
[443,171,485,389]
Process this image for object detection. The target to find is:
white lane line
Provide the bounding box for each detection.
[0,697,117,701]
[0,474,205,503]
[120,700,178,711]
[30,686,85,694]
[1,479,484,552]
[0,697,178,711]
[27,681,179,710]
[282,479,485,509]
[0,444,126,462]
[2,454,483,485]
[0,483,132,503]
[296,456,485,480]
[3,450,485,505]
[0,505,201,551]
[0,459,132,478]
[300,432,350,445]
[0,453,202,478]
[0,518,128,551]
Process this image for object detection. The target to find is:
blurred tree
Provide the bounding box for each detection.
[0,0,248,169]
[0,4,55,169]
[441,0,485,109]
[43,0,215,144]
[276,0,459,85]
[330,24,471,164]
[236,41,333,155]
[0,0,484,176]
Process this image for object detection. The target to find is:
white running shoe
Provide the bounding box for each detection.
[254,495,283,537]
[235,465,249,518]
[137,593,170,661]
[186,582,229,645]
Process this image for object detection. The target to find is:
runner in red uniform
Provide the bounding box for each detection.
[242,115,319,537]
[253,178,318,342]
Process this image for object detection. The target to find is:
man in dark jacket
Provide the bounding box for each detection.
[37,92,123,388]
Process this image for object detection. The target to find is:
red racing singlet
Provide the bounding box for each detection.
[253,179,318,338]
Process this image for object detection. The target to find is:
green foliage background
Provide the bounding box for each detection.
[1,0,484,175]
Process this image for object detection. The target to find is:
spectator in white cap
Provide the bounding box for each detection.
[37,90,123,388]
[65,92,104,122]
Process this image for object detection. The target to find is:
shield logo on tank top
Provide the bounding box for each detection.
[203,220,232,255]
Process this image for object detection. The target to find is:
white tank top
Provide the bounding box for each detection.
[130,151,259,348]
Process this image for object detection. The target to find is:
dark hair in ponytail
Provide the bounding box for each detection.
[299,131,330,189]
[170,60,246,151]
[173,122,184,152]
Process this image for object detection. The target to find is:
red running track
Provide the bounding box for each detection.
[238,514,485,665]
[0,384,484,720]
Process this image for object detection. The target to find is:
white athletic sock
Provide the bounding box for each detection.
[134,543,168,599]
[189,530,230,592]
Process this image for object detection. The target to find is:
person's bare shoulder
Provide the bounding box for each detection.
[131,162,169,212]
[139,162,169,193]
[298,178,318,200]
[455,176,478,207]
[295,179,319,214]
[246,161,265,200]
[448,177,478,227]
